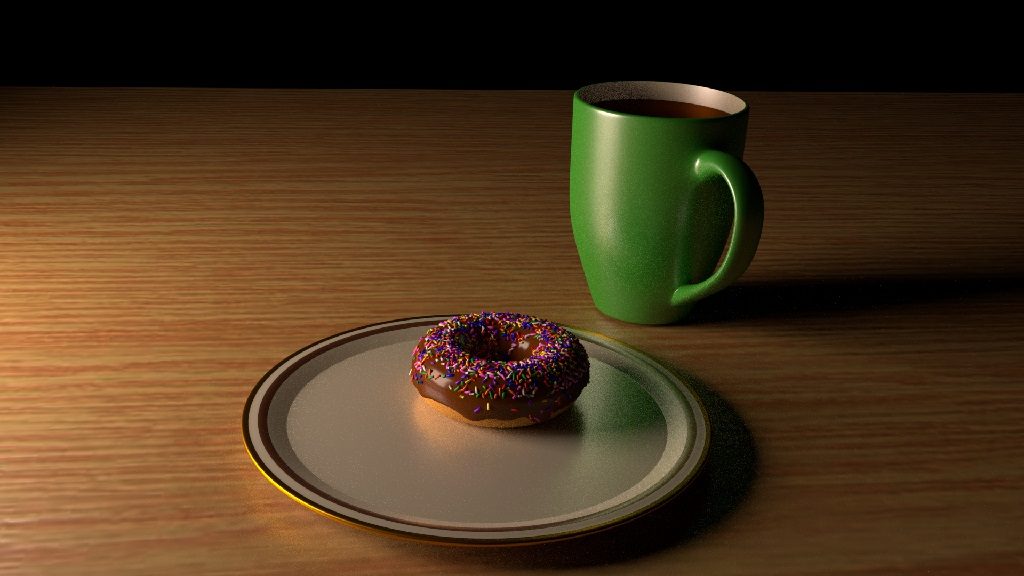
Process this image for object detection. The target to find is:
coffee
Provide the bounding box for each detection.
[596,98,729,119]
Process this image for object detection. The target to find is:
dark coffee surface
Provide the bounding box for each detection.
[596,98,729,118]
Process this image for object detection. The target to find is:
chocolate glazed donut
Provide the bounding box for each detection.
[410,312,590,428]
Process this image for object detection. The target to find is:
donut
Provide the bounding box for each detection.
[410,312,590,428]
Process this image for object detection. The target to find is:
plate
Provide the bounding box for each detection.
[243,316,709,545]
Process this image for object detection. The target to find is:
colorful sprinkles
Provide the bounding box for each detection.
[411,312,589,404]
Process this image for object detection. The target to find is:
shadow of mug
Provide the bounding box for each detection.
[686,274,1024,325]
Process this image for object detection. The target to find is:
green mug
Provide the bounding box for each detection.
[570,81,764,324]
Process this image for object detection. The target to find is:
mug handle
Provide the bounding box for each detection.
[670,149,765,307]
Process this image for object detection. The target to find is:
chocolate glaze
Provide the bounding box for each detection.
[409,313,589,424]
[413,356,585,422]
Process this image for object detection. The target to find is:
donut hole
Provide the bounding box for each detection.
[454,325,537,363]
[507,338,535,362]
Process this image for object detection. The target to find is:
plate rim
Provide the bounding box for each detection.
[242,314,710,546]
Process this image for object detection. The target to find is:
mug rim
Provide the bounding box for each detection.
[576,81,747,118]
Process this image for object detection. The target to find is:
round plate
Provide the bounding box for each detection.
[243,316,709,545]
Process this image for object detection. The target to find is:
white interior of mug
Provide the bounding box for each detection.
[577,81,747,115]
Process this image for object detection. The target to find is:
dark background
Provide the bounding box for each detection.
[2,19,1018,92]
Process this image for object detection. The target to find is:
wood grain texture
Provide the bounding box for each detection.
[1,88,1022,575]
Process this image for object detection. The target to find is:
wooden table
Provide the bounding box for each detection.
[2,88,1022,575]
